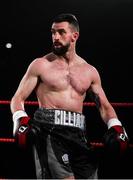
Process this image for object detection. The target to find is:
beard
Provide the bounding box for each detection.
[52,42,70,56]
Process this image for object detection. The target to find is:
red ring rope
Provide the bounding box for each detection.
[0,138,132,148]
[0,100,133,107]
[0,100,132,147]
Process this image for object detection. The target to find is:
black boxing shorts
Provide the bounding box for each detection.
[31,108,98,179]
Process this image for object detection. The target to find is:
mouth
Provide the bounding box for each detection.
[53,42,62,48]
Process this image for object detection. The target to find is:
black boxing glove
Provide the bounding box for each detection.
[104,118,128,155]
[13,110,31,148]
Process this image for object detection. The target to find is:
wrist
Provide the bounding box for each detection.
[107,118,122,129]
[13,110,28,123]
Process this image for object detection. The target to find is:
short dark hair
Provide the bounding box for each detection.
[52,13,79,32]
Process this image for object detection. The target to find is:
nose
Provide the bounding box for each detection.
[53,32,60,41]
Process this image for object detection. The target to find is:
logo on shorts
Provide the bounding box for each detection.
[62,154,69,164]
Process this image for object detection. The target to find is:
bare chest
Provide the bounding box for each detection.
[40,64,91,94]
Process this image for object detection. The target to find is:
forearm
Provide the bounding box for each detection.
[99,104,118,124]
[10,95,25,114]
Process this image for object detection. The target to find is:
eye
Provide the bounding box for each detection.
[51,29,55,35]
[51,31,54,35]
[58,29,66,35]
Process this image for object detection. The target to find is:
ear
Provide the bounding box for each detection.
[72,32,79,42]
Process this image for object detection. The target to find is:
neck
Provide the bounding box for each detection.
[64,51,76,63]
[61,45,77,64]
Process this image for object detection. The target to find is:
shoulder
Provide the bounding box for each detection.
[78,56,101,81]
[78,56,99,73]
[27,58,44,74]
[26,53,57,75]
[25,54,48,75]
[28,53,54,68]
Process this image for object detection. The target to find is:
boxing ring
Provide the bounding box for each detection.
[0,100,133,148]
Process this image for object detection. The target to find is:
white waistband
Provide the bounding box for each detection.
[54,110,85,130]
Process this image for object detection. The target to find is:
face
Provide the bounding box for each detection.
[51,22,78,55]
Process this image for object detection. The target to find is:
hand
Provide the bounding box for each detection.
[103,125,129,155]
[17,116,31,147]
[13,116,31,148]
[13,110,33,148]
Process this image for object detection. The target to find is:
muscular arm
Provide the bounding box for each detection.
[10,60,39,113]
[88,67,128,154]
[89,67,118,124]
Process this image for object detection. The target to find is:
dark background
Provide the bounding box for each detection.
[0,0,133,179]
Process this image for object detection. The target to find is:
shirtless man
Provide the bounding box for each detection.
[10,13,128,179]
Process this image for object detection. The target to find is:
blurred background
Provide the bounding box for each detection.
[0,0,133,179]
